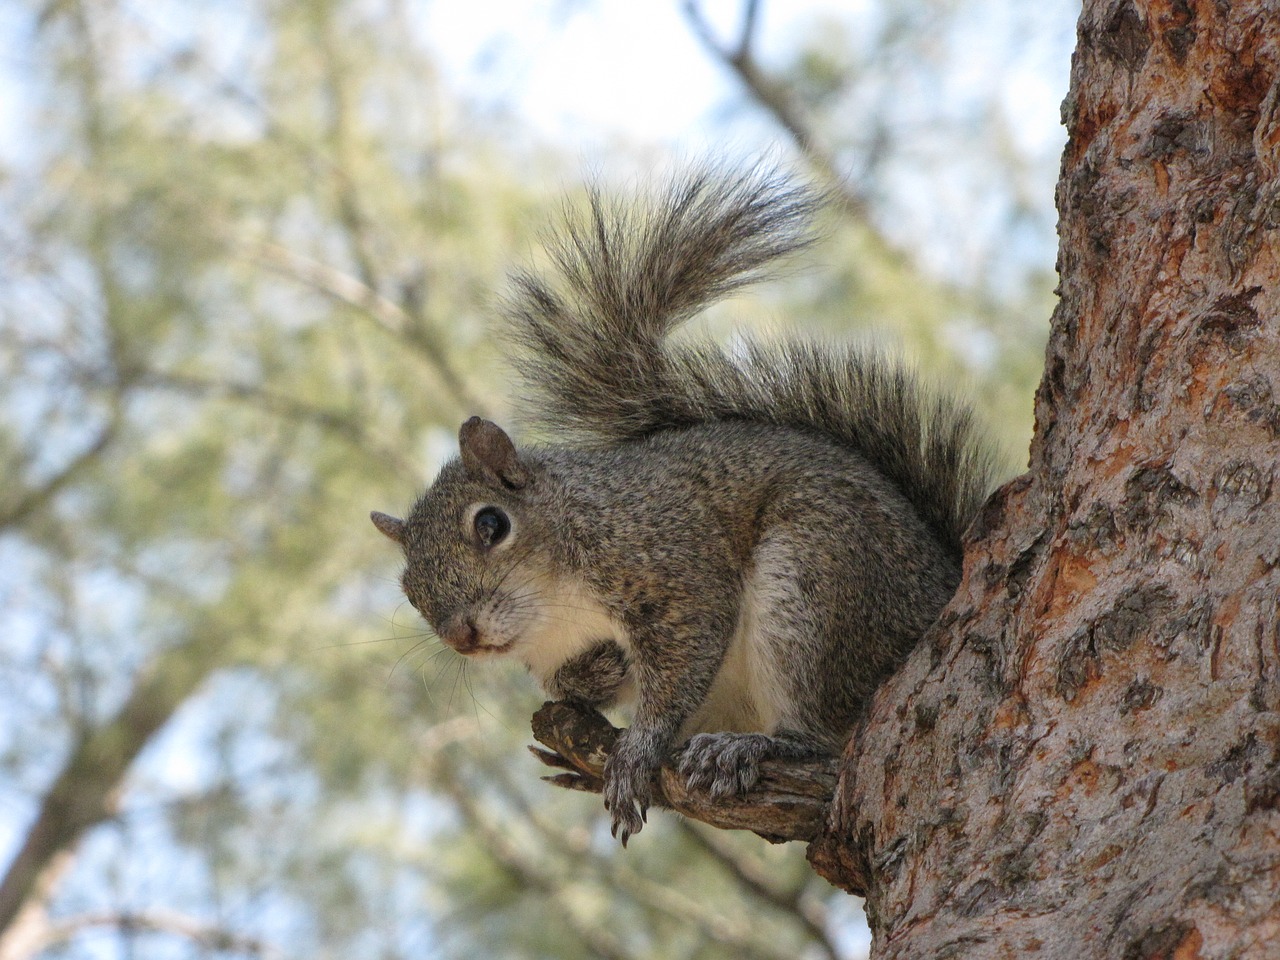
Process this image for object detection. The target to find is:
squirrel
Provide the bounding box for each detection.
[371,165,998,844]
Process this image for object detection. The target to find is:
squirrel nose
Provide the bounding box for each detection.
[441,617,479,653]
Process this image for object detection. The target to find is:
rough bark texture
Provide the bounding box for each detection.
[807,1,1280,956]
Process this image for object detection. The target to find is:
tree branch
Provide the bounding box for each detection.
[511,792,803,960]
[737,0,762,58]
[438,770,637,960]
[682,0,1035,373]
[21,909,282,959]
[0,420,117,530]
[680,0,869,219]
[0,640,219,940]
[137,369,421,477]
[676,821,841,960]
[529,701,837,844]
[250,240,489,417]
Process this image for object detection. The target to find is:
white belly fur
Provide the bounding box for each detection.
[516,576,626,684]
[680,554,794,739]
[518,558,795,738]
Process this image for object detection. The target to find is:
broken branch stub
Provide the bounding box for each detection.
[530,701,839,844]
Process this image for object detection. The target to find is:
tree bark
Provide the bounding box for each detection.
[806,1,1280,955]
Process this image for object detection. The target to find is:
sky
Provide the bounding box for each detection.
[420,0,884,154]
[0,0,1072,166]
[418,0,1068,154]
[425,0,737,145]
[0,0,1074,289]
[410,0,1074,289]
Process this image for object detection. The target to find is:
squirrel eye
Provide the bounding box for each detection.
[473,506,511,548]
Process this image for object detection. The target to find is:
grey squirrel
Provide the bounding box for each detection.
[371,166,998,844]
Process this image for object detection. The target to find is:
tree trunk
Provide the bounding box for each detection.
[808,1,1280,955]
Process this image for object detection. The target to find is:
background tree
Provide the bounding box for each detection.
[0,1,1073,957]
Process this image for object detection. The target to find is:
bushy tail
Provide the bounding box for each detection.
[503,164,999,555]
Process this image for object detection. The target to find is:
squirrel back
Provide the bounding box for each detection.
[503,164,999,558]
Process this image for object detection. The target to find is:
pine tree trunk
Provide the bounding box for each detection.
[808,1,1280,955]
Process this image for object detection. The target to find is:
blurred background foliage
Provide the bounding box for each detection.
[0,0,1075,957]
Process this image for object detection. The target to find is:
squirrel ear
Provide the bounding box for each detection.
[459,417,529,490]
[370,511,407,545]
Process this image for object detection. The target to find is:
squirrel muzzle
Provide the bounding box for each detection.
[439,616,479,654]
[439,616,515,657]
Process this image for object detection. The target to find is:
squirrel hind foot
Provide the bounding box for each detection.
[678,731,825,798]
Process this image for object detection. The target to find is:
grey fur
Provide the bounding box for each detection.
[546,641,630,708]
[504,164,997,556]
[376,165,998,844]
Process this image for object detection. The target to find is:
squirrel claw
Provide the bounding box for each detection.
[612,819,632,847]
[602,729,659,845]
[679,732,773,797]
[607,800,645,845]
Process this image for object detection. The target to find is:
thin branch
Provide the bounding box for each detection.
[681,0,869,219]
[250,240,489,417]
[0,420,117,530]
[0,639,221,940]
[255,241,409,334]
[439,776,636,960]
[28,910,282,959]
[737,0,762,57]
[290,15,485,426]
[511,790,802,960]
[676,821,841,960]
[137,369,421,478]
[529,701,838,844]
[682,0,1032,344]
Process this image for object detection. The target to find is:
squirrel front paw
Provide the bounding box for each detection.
[602,729,659,845]
[546,640,630,708]
[678,732,776,798]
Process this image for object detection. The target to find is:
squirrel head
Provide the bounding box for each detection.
[371,417,565,662]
